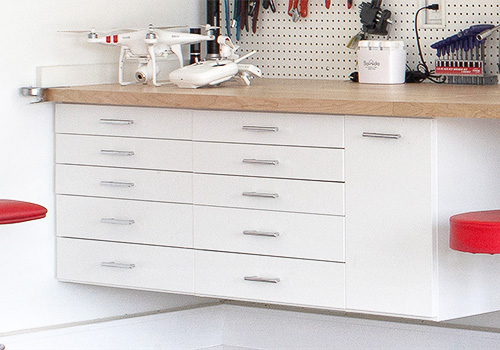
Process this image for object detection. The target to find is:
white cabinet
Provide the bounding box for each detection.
[55,104,441,319]
[345,116,436,318]
[55,105,194,294]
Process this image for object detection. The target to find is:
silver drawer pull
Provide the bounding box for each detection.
[243,159,279,166]
[101,262,136,269]
[99,119,134,125]
[244,276,281,284]
[242,192,279,199]
[242,125,279,132]
[101,218,135,225]
[100,181,135,188]
[362,132,401,139]
[243,230,280,237]
[100,150,135,156]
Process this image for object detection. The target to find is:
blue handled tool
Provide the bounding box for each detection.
[225,0,231,39]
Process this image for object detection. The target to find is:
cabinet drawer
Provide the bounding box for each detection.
[195,250,345,309]
[193,111,344,148]
[194,206,344,262]
[57,238,194,293]
[56,164,192,203]
[57,195,193,248]
[56,134,192,171]
[55,104,192,139]
[193,142,344,181]
[193,174,344,215]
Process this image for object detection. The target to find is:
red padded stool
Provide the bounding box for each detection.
[0,200,47,225]
[450,210,500,254]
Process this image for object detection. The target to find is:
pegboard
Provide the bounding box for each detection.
[220,1,500,80]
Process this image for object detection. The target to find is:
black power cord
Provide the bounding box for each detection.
[406,4,446,83]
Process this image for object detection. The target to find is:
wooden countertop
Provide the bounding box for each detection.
[45,78,500,119]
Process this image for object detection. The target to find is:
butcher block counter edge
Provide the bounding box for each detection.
[44,78,500,119]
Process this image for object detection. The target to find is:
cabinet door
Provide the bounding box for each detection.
[345,116,436,318]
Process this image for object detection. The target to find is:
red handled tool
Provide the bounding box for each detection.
[300,0,309,18]
[347,0,353,9]
[325,0,331,9]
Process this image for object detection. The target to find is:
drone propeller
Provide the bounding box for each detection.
[149,25,188,30]
[59,28,137,35]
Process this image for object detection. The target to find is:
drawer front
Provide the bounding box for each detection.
[193,174,344,215]
[56,134,192,171]
[193,111,344,148]
[194,206,344,262]
[57,238,194,293]
[55,104,192,139]
[193,142,344,181]
[57,195,193,248]
[56,164,192,203]
[195,250,345,309]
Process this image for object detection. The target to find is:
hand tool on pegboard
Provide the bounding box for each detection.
[224,0,231,38]
[240,0,248,32]
[263,0,276,12]
[325,0,331,9]
[289,0,300,22]
[288,0,310,21]
[347,0,391,50]
[232,0,242,40]
[347,0,353,9]
[359,0,392,35]
[431,24,497,84]
[300,0,309,18]
[250,0,261,34]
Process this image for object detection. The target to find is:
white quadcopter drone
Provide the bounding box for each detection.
[64,24,216,86]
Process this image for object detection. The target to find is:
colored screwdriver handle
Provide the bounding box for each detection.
[300,0,309,17]
[325,0,331,9]
[347,0,353,9]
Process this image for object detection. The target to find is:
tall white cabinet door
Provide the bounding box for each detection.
[345,116,436,318]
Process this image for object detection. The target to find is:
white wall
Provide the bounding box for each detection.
[0,0,209,334]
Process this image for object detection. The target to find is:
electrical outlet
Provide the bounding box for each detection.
[419,0,446,28]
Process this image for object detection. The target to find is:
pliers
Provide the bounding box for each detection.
[300,0,309,18]
[289,0,308,21]
[288,0,300,22]
[233,0,242,40]
[224,0,231,39]
[263,0,276,12]
[250,0,261,34]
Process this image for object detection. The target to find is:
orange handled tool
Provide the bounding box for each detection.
[300,0,309,18]
[325,0,331,9]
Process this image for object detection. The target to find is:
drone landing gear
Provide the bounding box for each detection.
[118,46,171,87]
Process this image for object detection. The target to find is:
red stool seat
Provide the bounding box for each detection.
[0,200,47,225]
[450,210,500,254]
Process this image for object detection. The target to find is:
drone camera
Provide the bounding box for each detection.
[135,70,148,84]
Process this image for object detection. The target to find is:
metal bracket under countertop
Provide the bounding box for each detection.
[19,86,47,104]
